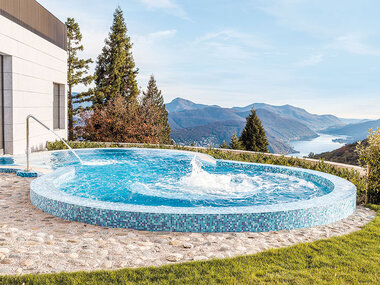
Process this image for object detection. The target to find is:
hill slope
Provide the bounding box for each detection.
[168,107,244,130]
[233,103,344,131]
[310,140,368,166]
[170,120,295,154]
[166,98,219,113]
[169,105,318,153]
[321,119,380,143]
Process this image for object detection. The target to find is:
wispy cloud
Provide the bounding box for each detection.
[196,30,270,49]
[139,0,189,20]
[297,53,324,67]
[330,35,380,56]
[192,29,270,60]
[133,29,177,43]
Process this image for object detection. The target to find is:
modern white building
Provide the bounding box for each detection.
[0,0,67,155]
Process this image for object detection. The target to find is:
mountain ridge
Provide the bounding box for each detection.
[167,98,326,153]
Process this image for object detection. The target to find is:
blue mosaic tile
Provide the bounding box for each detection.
[29,160,357,233]
[16,170,38,177]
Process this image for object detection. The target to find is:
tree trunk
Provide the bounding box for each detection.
[68,85,73,141]
[365,164,370,204]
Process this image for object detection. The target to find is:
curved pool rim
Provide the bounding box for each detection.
[30,148,357,232]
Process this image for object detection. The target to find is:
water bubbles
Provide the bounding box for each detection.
[52,149,330,207]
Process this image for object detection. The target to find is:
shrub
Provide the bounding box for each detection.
[76,95,162,144]
[357,128,380,204]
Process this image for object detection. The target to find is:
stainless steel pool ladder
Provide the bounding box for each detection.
[26,115,83,171]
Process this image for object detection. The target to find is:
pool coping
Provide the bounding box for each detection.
[27,148,357,232]
[30,157,355,215]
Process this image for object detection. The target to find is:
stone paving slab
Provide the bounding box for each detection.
[0,173,376,275]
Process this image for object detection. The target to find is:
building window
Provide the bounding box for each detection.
[53,83,65,129]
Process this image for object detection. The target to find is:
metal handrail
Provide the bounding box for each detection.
[26,115,83,171]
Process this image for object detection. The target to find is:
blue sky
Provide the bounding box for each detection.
[39,0,380,119]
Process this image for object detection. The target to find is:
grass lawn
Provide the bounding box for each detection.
[0,205,379,285]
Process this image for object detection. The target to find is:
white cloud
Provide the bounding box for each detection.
[192,29,270,61]
[196,30,270,49]
[146,29,177,40]
[139,0,189,20]
[297,53,323,67]
[330,35,380,56]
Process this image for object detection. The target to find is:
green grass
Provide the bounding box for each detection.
[1,205,379,284]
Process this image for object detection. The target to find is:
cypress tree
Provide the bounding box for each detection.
[220,141,229,149]
[92,7,139,107]
[229,134,244,150]
[65,18,93,140]
[142,75,172,144]
[240,108,269,152]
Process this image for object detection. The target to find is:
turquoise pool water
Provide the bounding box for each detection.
[27,148,356,232]
[50,148,331,208]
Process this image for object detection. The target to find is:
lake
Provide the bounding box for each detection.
[289,133,346,157]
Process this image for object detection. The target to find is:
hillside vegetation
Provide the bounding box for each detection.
[167,99,325,153]
[311,141,363,166]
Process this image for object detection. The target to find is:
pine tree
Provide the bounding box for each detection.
[66,18,93,140]
[92,7,139,107]
[229,134,244,150]
[239,108,269,152]
[220,141,229,149]
[142,75,172,144]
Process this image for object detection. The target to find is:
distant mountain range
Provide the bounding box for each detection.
[72,94,379,154]
[166,98,379,154]
[321,119,380,143]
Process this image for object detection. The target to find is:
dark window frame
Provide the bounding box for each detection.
[53,83,65,130]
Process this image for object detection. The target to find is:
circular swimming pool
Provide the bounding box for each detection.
[30,148,356,232]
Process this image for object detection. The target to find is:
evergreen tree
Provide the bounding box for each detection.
[220,141,229,149]
[142,75,172,144]
[66,18,93,140]
[229,134,244,150]
[92,7,139,107]
[239,108,269,152]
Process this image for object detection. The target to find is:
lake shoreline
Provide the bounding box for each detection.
[289,133,346,157]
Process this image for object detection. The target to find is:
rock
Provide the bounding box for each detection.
[16,267,23,274]
[1,258,12,264]
[99,249,109,256]
[69,253,79,259]
[21,259,34,268]
[81,249,94,255]
[183,242,194,249]
[235,246,247,252]
[103,260,113,268]
[154,238,168,244]
[193,256,208,261]
[0,248,10,255]
[31,236,44,243]
[166,253,183,262]
[41,250,54,256]
[169,240,182,246]
[219,245,230,252]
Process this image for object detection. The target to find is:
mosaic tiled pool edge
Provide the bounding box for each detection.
[29,160,357,233]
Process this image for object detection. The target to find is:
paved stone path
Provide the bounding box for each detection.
[0,173,376,275]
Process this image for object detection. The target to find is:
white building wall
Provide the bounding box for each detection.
[0,15,67,154]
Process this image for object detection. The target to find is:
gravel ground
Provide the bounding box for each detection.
[0,173,376,275]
